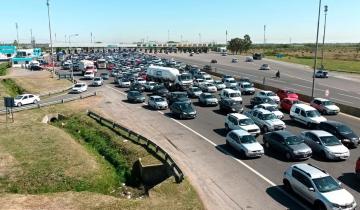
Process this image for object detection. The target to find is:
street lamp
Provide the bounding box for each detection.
[320,5,328,69]
[68,34,79,83]
[311,0,322,99]
[46,0,55,78]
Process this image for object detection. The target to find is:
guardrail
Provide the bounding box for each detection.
[202,69,360,118]
[0,92,97,115]
[87,110,184,183]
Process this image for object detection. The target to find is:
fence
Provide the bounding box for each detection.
[87,110,184,183]
[0,92,97,115]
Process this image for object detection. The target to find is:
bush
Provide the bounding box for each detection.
[1,78,25,96]
[0,62,10,76]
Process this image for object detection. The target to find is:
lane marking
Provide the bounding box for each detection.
[338,93,360,100]
[329,97,353,104]
[106,85,127,96]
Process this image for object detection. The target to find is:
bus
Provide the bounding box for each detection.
[97,59,106,69]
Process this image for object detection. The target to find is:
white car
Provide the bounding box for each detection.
[14,94,40,107]
[83,70,95,79]
[148,95,168,110]
[224,78,237,88]
[245,56,254,62]
[225,113,260,136]
[119,78,131,88]
[244,108,286,133]
[193,78,205,87]
[92,77,103,86]
[283,163,356,210]
[254,103,284,119]
[237,82,255,95]
[220,89,242,102]
[310,98,340,115]
[144,81,157,91]
[226,130,264,158]
[199,82,217,93]
[135,77,146,84]
[300,130,350,160]
[256,90,280,104]
[259,64,270,70]
[202,74,214,84]
[213,80,226,90]
[72,83,88,93]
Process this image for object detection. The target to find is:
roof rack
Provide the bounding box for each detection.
[293,166,312,178]
[307,163,327,174]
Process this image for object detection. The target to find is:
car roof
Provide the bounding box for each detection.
[222,89,237,93]
[257,103,275,108]
[306,130,332,137]
[230,129,251,137]
[273,130,295,138]
[254,108,272,114]
[292,103,316,111]
[313,97,329,102]
[229,113,248,120]
[202,92,212,96]
[259,90,273,93]
[150,95,162,99]
[320,120,344,127]
[283,97,298,101]
[292,163,328,179]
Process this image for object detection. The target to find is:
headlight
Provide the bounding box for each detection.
[331,203,341,208]
[343,139,351,142]
[293,150,300,155]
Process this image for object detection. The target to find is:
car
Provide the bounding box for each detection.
[254,103,284,119]
[220,89,242,102]
[245,56,254,62]
[194,71,206,79]
[226,130,264,158]
[283,163,356,210]
[317,121,359,148]
[259,64,270,70]
[111,70,119,77]
[222,75,234,82]
[202,74,214,84]
[219,99,244,114]
[118,78,131,88]
[314,69,328,78]
[290,104,327,128]
[203,65,212,71]
[244,108,286,133]
[224,113,260,136]
[211,59,217,63]
[237,82,255,95]
[193,78,205,87]
[310,98,340,115]
[250,96,277,108]
[14,94,40,107]
[263,130,312,160]
[280,98,300,113]
[170,101,197,119]
[92,77,103,86]
[189,53,194,56]
[148,95,168,110]
[213,80,226,90]
[135,77,146,84]
[238,78,254,87]
[129,83,145,92]
[198,93,218,106]
[127,91,145,103]
[224,78,237,88]
[356,157,360,179]
[100,72,110,80]
[187,86,203,98]
[167,92,191,105]
[231,58,239,63]
[277,89,298,100]
[300,130,350,161]
[30,65,43,71]
[144,81,157,91]
[83,70,95,79]
[152,85,169,97]
[256,90,280,104]
[199,82,217,93]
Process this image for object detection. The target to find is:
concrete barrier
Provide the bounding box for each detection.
[133,158,171,187]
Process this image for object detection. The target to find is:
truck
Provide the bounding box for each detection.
[146,65,193,90]
[79,60,96,75]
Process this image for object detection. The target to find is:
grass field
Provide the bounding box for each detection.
[0,63,10,76]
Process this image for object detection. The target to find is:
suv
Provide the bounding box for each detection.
[290,104,327,128]
[237,82,255,95]
[224,113,260,136]
[244,108,286,133]
[317,121,359,148]
[263,130,312,160]
[283,163,356,210]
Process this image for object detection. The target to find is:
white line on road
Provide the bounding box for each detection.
[329,97,353,104]
[338,93,360,100]
[106,85,127,96]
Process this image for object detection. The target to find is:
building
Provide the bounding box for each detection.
[0,45,17,61]
[11,48,42,67]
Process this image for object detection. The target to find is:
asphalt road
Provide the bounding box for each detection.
[159,52,360,107]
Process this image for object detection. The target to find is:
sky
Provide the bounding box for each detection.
[1,0,360,44]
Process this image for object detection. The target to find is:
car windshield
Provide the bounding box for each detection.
[122,79,130,82]
[320,136,341,146]
[175,93,188,98]
[15,95,23,99]
[229,93,241,97]
[243,84,252,88]
[285,136,304,145]
[131,92,141,96]
[192,87,201,92]
[215,81,222,84]
[313,176,341,193]
[94,78,101,81]
[266,92,276,96]
[180,74,192,80]
[261,113,277,120]
[337,124,353,134]
[306,110,320,117]
[204,94,215,99]
[230,101,240,106]
[229,80,236,83]
[154,97,165,102]
[206,83,214,87]
[238,118,254,126]
[322,101,334,106]
[240,135,256,144]
[179,103,193,111]
[264,98,275,103]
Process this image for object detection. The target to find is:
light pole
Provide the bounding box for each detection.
[46,0,55,78]
[68,34,79,83]
[311,0,322,99]
[320,5,328,69]
[15,23,19,47]
[263,25,266,45]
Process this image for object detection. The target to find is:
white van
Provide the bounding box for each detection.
[290,104,327,128]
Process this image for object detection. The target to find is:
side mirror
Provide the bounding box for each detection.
[338,182,342,186]
[308,187,315,192]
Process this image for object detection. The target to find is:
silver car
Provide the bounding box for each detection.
[198,92,218,106]
[148,95,168,110]
[92,77,103,86]
[300,130,350,160]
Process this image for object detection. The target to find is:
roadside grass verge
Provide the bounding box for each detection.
[13,75,72,95]
[0,62,10,76]
[0,78,25,96]
[267,55,360,74]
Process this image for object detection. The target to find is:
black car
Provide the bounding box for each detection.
[219,99,244,113]
[170,101,197,119]
[211,59,217,63]
[152,85,170,97]
[250,97,277,107]
[263,130,312,161]
[203,65,212,71]
[127,91,145,103]
[167,92,191,105]
[317,121,359,148]
[30,65,43,71]
[129,83,145,92]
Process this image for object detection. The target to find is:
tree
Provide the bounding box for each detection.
[13,40,18,46]
[227,35,252,54]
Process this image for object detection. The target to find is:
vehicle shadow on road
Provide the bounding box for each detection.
[282,119,308,129]
[141,105,158,111]
[266,186,310,210]
[213,128,227,137]
[212,109,227,116]
[262,146,295,163]
[338,173,360,193]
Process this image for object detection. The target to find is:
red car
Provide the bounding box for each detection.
[280,97,300,112]
[277,89,298,100]
[356,157,360,178]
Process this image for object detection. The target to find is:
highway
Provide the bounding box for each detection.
[158,52,360,107]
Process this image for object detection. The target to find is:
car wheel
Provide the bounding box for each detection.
[225,123,229,131]
[225,140,229,146]
[17,102,22,107]
[33,100,38,104]
[264,141,270,149]
[314,201,327,210]
[307,122,312,128]
[321,151,327,160]
[179,113,184,119]
[262,126,268,133]
[285,152,292,161]
[283,179,292,192]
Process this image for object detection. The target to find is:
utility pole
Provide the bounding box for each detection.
[167,30,170,43]
[30,29,33,46]
[55,33,57,42]
[180,34,183,43]
[320,5,328,69]
[226,30,228,45]
[263,25,266,45]
[311,0,322,99]
[15,22,19,47]
[91,32,93,43]
[46,0,55,78]
[198,33,201,44]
